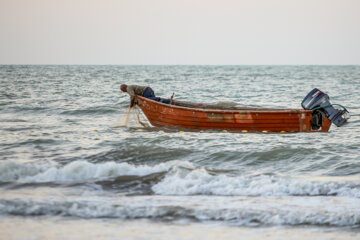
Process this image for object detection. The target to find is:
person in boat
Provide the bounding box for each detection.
[120,84,171,107]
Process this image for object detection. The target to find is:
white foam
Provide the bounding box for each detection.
[1,160,359,198]
[0,161,49,182]
[1,196,360,226]
[0,160,194,182]
[152,167,360,198]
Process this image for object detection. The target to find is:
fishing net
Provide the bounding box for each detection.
[113,106,150,128]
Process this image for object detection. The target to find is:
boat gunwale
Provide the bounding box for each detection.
[136,96,313,114]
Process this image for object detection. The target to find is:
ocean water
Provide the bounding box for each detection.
[0,65,359,240]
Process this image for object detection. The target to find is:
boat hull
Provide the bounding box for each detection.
[135,96,331,132]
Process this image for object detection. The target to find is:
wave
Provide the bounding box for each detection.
[1,160,359,198]
[0,160,192,183]
[60,106,118,115]
[1,196,359,227]
[152,167,360,198]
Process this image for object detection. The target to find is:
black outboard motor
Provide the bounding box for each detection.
[301,88,349,127]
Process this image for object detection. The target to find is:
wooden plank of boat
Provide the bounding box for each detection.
[135,96,331,133]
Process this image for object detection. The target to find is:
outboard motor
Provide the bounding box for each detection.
[302,88,349,127]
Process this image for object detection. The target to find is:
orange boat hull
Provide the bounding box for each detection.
[135,96,331,133]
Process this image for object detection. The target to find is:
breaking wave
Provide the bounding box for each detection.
[1,196,359,227]
[152,167,360,198]
[1,160,359,198]
[0,160,192,183]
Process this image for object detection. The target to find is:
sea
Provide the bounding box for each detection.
[0,65,359,240]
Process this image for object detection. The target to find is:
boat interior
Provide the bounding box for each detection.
[172,100,282,111]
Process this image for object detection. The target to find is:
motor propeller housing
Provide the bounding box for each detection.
[301,88,348,127]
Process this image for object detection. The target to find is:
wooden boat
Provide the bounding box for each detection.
[135,96,332,133]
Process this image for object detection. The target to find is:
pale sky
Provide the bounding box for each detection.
[0,0,359,65]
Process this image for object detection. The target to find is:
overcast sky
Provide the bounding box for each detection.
[0,0,359,65]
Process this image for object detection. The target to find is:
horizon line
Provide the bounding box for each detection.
[1,64,360,66]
